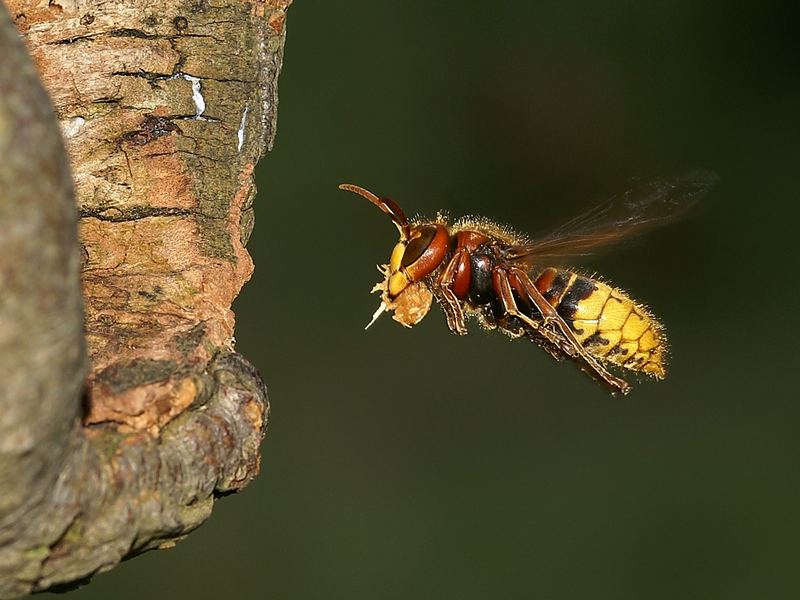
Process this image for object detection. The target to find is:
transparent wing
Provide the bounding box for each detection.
[506,170,717,262]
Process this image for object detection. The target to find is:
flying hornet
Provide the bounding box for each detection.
[339,171,715,395]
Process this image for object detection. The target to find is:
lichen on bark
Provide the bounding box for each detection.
[0,0,290,596]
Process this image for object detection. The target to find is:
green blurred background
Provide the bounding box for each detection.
[60,1,799,598]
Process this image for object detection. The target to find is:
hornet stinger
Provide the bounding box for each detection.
[339,172,715,395]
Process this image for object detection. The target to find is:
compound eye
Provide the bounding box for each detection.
[401,226,437,268]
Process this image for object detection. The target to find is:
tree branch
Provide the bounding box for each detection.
[0,1,290,596]
[0,0,85,532]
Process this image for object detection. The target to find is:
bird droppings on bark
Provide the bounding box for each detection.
[61,115,85,137]
[237,106,249,150]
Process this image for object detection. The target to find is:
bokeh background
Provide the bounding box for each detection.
[59,1,799,598]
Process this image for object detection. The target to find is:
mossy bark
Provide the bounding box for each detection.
[0,1,290,596]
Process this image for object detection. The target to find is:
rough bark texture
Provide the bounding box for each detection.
[0,0,290,596]
[0,0,86,557]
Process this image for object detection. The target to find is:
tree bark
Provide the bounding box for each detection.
[0,1,290,596]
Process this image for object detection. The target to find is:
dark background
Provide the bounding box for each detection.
[61,1,799,598]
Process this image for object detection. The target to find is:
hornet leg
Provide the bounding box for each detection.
[496,267,631,395]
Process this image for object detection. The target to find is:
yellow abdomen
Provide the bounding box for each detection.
[535,268,667,378]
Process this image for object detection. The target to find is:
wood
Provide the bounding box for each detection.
[0,0,291,596]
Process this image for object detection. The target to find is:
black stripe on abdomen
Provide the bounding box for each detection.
[542,270,572,304]
[556,276,597,320]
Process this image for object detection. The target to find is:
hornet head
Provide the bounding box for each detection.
[339,183,450,329]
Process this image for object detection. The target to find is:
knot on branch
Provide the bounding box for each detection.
[0,352,268,597]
